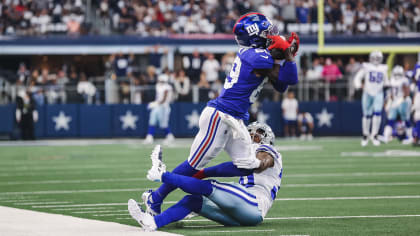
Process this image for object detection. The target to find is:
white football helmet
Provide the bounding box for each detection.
[248,121,275,145]
[392,65,404,78]
[369,51,383,65]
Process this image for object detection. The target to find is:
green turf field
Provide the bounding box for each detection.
[1,138,420,236]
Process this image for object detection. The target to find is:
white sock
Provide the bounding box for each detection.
[406,127,413,139]
[362,116,371,137]
[371,115,381,137]
[383,125,393,142]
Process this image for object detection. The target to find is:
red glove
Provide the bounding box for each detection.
[287,32,299,56]
[267,35,291,51]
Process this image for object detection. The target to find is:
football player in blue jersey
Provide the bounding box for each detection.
[128,122,282,231]
[141,12,299,216]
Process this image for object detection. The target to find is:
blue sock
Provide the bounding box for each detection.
[387,120,395,127]
[154,195,202,228]
[405,120,411,128]
[164,127,171,135]
[152,160,198,203]
[161,172,213,196]
[148,126,156,135]
[204,162,253,177]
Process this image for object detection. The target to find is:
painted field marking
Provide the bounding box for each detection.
[183,225,223,228]
[275,196,420,201]
[14,201,71,205]
[0,188,149,196]
[183,215,420,222]
[284,182,420,188]
[0,178,146,186]
[72,209,128,214]
[194,229,275,233]
[288,171,420,177]
[93,213,129,216]
[30,195,420,209]
[341,150,420,157]
[0,170,140,177]
[52,207,116,211]
[0,199,47,203]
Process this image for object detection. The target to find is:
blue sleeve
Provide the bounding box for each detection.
[272,80,289,92]
[277,61,298,85]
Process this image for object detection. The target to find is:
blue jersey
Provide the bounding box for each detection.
[208,48,274,120]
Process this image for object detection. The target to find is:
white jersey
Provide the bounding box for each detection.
[354,63,388,96]
[155,82,173,106]
[389,76,410,107]
[282,98,298,121]
[239,144,283,217]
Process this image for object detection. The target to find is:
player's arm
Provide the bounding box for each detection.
[159,90,168,104]
[254,151,275,173]
[353,67,366,89]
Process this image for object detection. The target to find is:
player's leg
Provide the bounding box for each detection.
[147,107,226,213]
[383,106,397,143]
[284,120,290,137]
[144,107,159,144]
[400,98,413,144]
[160,172,261,226]
[371,92,384,146]
[361,93,373,146]
[161,105,175,143]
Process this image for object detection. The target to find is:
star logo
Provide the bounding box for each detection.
[257,112,270,124]
[185,110,200,129]
[120,110,138,130]
[52,111,72,131]
[316,108,334,127]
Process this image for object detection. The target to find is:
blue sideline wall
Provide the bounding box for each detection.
[0,102,365,139]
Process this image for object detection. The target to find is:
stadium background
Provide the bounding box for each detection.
[1,1,420,235]
[0,0,419,139]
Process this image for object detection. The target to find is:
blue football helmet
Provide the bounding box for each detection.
[233,12,278,48]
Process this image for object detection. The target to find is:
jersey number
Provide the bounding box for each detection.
[224,56,241,89]
[369,71,383,83]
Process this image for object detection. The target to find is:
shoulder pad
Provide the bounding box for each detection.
[239,48,274,69]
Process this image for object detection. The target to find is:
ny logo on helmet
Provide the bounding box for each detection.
[246,23,259,36]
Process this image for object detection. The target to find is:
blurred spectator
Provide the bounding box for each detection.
[16,63,30,86]
[281,0,297,31]
[183,49,203,84]
[296,0,310,23]
[146,45,168,73]
[77,73,97,104]
[298,111,314,140]
[322,58,342,83]
[174,69,191,102]
[282,91,298,138]
[16,90,38,140]
[113,53,133,79]
[259,0,278,20]
[201,53,220,85]
[221,51,235,79]
[306,58,324,81]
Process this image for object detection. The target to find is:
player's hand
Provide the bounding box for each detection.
[287,32,299,56]
[267,35,290,51]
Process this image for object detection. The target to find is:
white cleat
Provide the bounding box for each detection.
[143,134,154,144]
[163,133,175,145]
[361,137,369,147]
[128,199,157,232]
[402,138,413,145]
[371,137,380,146]
[147,145,166,182]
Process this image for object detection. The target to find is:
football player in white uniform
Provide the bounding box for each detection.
[144,72,175,144]
[128,122,282,230]
[381,65,412,144]
[411,61,420,145]
[354,51,389,146]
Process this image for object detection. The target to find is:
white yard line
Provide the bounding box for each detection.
[14,201,71,205]
[0,199,46,203]
[0,188,149,196]
[195,229,275,233]
[72,210,128,214]
[93,213,129,217]
[288,171,420,177]
[29,195,420,210]
[183,215,420,222]
[0,178,146,186]
[275,196,420,201]
[53,207,116,211]
[284,182,420,187]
